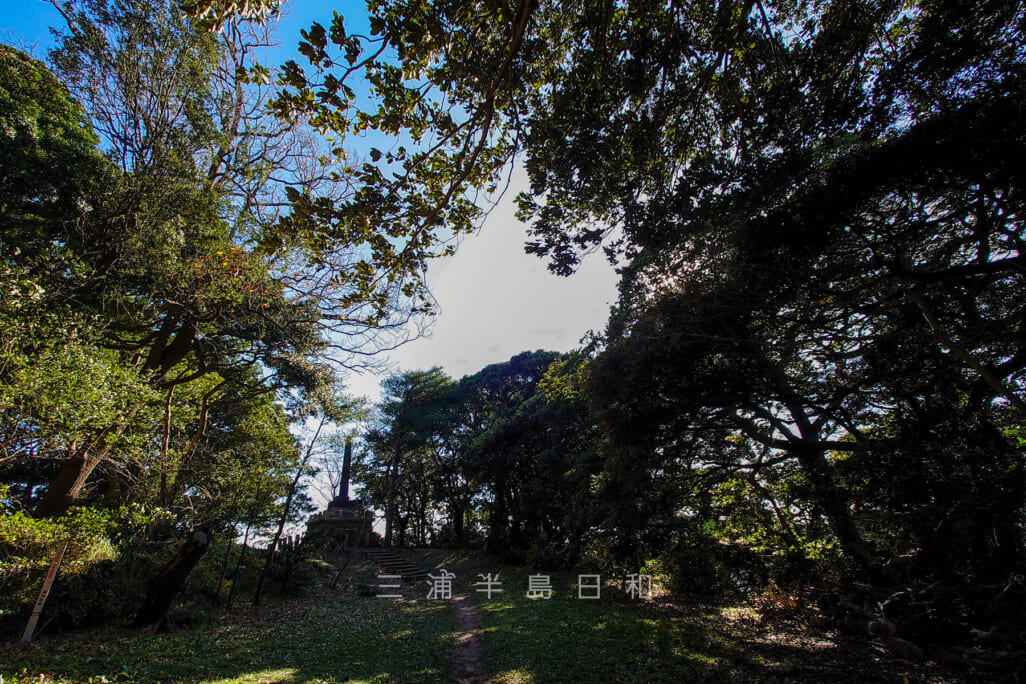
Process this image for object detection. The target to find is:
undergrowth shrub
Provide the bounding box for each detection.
[526,538,579,570]
[752,579,802,619]
[2,491,324,638]
[660,525,732,596]
[0,498,218,637]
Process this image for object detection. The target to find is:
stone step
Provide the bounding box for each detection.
[364,549,431,580]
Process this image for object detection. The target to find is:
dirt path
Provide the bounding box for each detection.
[448,595,485,683]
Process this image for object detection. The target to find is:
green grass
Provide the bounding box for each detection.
[405,549,951,684]
[2,588,454,683]
[3,550,972,683]
[411,550,734,683]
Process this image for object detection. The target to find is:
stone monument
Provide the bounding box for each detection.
[305,438,375,548]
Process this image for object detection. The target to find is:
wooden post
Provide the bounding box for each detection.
[22,541,69,642]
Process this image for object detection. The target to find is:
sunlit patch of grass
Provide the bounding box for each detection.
[490,667,536,683]
[2,584,454,684]
[3,550,967,683]
[684,651,721,666]
[719,605,760,623]
[204,667,298,683]
[479,600,514,613]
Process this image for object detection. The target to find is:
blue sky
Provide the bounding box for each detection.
[2,0,619,403]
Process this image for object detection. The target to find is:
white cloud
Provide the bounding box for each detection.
[343,167,619,401]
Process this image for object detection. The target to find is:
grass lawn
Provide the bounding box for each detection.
[1,556,455,684]
[2,549,1000,683]
[407,549,982,683]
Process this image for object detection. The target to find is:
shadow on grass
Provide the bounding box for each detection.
[4,549,1000,683]
[476,594,952,684]
[2,591,455,684]
[405,549,980,684]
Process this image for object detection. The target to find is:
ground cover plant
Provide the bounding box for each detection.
[5,549,1013,683]
[2,557,454,684]
[407,550,1010,683]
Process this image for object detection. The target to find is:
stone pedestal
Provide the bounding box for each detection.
[305,496,375,548]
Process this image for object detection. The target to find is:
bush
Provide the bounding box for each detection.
[0,505,110,637]
[752,580,802,619]
[526,539,579,570]
[663,536,730,596]
[0,501,221,637]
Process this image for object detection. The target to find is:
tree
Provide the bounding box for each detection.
[455,351,563,557]
[279,0,1026,584]
[2,2,331,518]
[354,351,601,559]
[0,45,110,260]
[363,367,455,547]
[0,43,153,515]
[253,387,360,605]
[4,0,472,519]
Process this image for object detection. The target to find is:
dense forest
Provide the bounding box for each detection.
[2,0,1025,669]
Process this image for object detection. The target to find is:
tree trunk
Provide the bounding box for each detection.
[214,492,240,605]
[487,470,508,554]
[397,513,408,548]
[33,441,110,519]
[225,533,251,611]
[168,382,223,504]
[253,415,325,606]
[452,502,465,546]
[794,446,878,574]
[146,318,198,376]
[158,386,175,507]
[34,404,142,519]
[419,506,428,547]
[384,442,401,548]
[132,530,211,632]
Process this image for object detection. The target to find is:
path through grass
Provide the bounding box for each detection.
[3,549,992,683]
[405,549,974,683]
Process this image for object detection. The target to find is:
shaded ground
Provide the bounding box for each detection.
[2,549,1022,683]
[2,553,454,684]
[405,549,1022,683]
